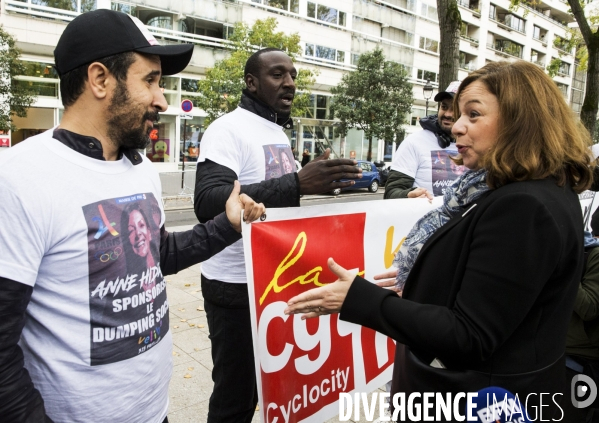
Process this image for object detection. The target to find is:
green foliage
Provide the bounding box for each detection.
[546,57,562,77]
[447,0,462,27]
[330,49,413,160]
[195,18,315,126]
[0,25,35,132]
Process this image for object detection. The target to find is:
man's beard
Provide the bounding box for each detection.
[441,125,453,137]
[107,81,159,150]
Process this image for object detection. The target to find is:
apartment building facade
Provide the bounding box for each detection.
[0,0,580,169]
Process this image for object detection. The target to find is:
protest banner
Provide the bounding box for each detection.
[242,191,598,423]
[243,197,439,422]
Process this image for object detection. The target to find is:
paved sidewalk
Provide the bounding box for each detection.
[165,225,385,423]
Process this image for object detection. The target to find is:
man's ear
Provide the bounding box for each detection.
[87,62,113,100]
[245,73,258,94]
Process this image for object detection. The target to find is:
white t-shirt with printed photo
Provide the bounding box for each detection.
[391,129,464,197]
[198,107,296,283]
[0,131,172,423]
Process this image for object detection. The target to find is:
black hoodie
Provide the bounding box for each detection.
[419,114,453,148]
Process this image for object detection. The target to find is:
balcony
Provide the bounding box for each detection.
[518,3,570,28]
[530,60,545,68]
[456,0,480,13]
[460,34,479,45]
[533,35,548,46]
[487,42,523,59]
[459,61,477,71]
[554,44,572,55]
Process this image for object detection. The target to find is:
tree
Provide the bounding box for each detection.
[330,49,413,161]
[436,0,462,91]
[511,0,599,136]
[196,18,315,126]
[567,0,599,136]
[0,25,35,132]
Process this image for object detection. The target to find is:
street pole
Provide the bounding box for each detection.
[423,79,434,117]
[181,118,187,190]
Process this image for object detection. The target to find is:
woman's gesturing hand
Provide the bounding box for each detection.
[285,258,356,319]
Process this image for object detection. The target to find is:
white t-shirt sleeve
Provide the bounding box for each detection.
[198,120,244,176]
[390,137,419,179]
[0,184,45,286]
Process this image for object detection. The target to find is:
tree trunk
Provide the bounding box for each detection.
[367,136,373,162]
[567,0,599,137]
[437,0,462,92]
[581,35,599,137]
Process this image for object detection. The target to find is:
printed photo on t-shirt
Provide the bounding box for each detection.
[263,144,296,180]
[82,193,169,366]
[430,150,466,196]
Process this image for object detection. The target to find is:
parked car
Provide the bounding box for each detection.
[331,160,380,195]
[373,161,390,185]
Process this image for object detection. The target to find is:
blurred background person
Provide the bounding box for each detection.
[301,148,311,167]
[384,81,460,200]
[286,60,592,421]
[563,229,599,422]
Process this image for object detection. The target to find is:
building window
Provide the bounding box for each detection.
[420,3,437,20]
[419,37,439,53]
[258,0,300,13]
[504,14,525,32]
[554,36,572,54]
[15,60,59,98]
[530,50,545,67]
[494,39,523,58]
[224,25,235,39]
[416,69,438,83]
[111,2,136,15]
[31,0,97,13]
[571,62,585,115]
[304,94,331,119]
[532,25,546,42]
[556,82,568,98]
[411,108,426,125]
[146,15,172,30]
[558,61,571,77]
[305,43,346,63]
[307,2,347,26]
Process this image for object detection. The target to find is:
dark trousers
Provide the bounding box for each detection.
[202,275,258,423]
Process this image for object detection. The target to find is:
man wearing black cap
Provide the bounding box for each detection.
[194,48,362,423]
[0,9,267,423]
[384,81,462,199]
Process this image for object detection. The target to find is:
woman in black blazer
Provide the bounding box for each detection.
[285,61,593,421]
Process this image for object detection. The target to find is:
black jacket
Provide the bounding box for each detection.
[341,178,583,420]
[194,92,300,224]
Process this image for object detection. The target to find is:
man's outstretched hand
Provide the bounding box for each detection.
[298,148,362,195]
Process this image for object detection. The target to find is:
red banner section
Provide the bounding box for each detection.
[249,214,395,423]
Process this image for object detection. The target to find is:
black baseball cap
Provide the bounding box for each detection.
[433,80,461,102]
[54,9,194,76]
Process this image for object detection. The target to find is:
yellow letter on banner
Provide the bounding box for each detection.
[384,226,405,269]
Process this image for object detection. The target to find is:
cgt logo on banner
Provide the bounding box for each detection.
[243,192,599,423]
